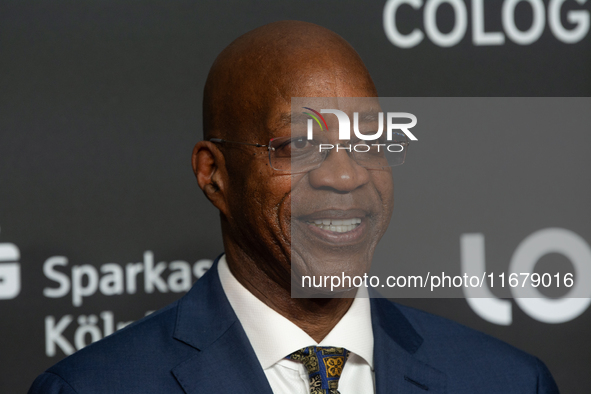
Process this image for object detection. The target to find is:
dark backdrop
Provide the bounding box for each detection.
[0,1,589,393]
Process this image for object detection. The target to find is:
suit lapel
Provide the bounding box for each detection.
[371,297,447,393]
[169,258,447,393]
[171,322,273,393]
[170,257,273,394]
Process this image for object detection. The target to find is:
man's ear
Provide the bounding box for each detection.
[192,141,229,216]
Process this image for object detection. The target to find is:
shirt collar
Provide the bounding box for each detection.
[217,254,374,370]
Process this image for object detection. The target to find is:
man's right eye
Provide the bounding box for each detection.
[291,137,309,149]
[273,137,317,159]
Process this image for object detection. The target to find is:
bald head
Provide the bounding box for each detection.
[203,21,377,141]
[193,21,392,327]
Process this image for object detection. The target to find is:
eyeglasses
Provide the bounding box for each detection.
[209,133,409,174]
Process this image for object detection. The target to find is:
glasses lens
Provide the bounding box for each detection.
[270,133,408,173]
[351,132,408,169]
[270,136,325,173]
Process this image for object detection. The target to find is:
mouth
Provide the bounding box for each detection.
[296,209,369,245]
[305,218,362,233]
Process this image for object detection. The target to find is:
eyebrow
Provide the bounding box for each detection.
[356,111,380,122]
[280,112,302,127]
[280,110,381,127]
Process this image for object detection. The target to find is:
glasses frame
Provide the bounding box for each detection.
[208,136,409,174]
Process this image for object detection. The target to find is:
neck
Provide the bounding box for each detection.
[223,242,355,343]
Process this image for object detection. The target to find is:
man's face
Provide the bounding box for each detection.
[289,97,395,294]
[222,67,394,294]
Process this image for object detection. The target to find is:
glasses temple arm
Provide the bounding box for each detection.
[209,138,268,148]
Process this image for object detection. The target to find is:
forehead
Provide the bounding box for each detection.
[259,70,378,139]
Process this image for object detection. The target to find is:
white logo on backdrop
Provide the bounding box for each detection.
[384,0,590,48]
[43,254,214,357]
[43,252,213,307]
[461,228,591,325]
[0,226,21,300]
[0,226,215,356]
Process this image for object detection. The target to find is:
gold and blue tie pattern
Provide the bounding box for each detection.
[286,346,350,394]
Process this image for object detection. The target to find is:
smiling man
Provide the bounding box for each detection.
[30,21,559,394]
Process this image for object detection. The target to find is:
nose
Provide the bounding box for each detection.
[308,146,370,192]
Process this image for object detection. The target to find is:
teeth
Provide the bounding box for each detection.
[306,218,363,233]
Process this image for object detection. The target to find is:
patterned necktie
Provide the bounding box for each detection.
[286,346,350,394]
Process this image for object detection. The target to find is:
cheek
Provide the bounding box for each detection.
[273,175,310,244]
[272,177,293,221]
[373,172,394,211]
[250,175,292,228]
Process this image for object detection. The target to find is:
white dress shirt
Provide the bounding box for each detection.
[217,255,376,394]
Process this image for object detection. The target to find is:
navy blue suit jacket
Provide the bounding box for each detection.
[30,258,559,393]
